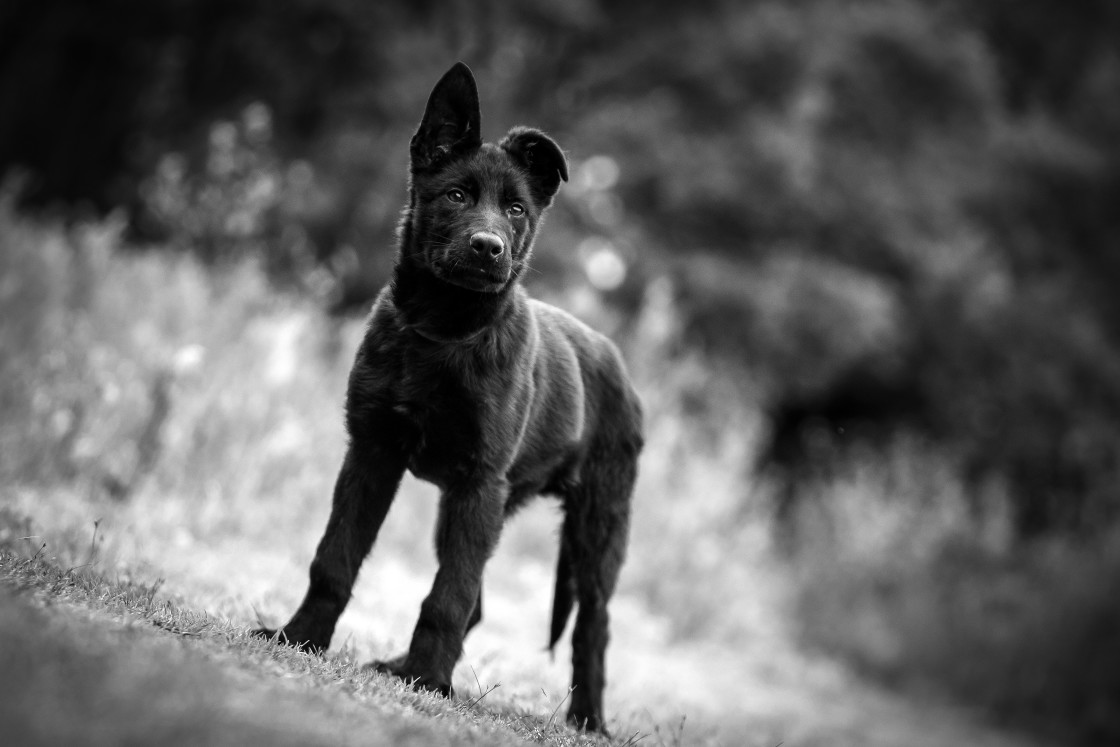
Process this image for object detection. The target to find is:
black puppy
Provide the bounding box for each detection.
[255,62,643,734]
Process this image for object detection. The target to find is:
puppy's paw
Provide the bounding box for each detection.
[365,652,408,673]
[250,626,326,655]
[567,709,609,737]
[367,655,453,698]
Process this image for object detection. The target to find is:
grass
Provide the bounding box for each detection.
[0,520,615,747]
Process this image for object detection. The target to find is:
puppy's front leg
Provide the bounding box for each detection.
[376,478,506,695]
[257,437,409,653]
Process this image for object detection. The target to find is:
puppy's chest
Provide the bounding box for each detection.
[393,363,512,487]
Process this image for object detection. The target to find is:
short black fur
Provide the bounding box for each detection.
[253,62,643,735]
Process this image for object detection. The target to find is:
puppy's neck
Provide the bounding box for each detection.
[390,259,519,343]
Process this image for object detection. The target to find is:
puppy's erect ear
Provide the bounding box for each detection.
[411,62,482,173]
[500,126,569,206]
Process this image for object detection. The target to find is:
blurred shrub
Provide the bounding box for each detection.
[0,185,86,483]
[0,186,353,506]
[601,1,1120,541]
[141,105,282,259]
[137,102,339,299]
[790,450,1120,745]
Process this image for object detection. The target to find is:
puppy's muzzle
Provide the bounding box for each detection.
[470,231,505,259]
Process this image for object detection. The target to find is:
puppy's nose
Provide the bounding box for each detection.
[470,232,505,258]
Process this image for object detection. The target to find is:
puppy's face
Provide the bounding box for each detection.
[411,146,539,292]
[406,64,568,294]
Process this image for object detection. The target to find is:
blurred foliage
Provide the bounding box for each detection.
[0,186,352,506]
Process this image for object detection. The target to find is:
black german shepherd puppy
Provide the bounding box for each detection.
[254,63,643,734]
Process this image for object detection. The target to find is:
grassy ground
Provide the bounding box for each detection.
[0,536,598,747]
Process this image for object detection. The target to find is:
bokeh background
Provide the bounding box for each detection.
[2,1,1119,744]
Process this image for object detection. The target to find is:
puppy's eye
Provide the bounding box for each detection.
[447,189,466,203]
[508,203,525,217]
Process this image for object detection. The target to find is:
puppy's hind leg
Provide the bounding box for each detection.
[561,446,637,735]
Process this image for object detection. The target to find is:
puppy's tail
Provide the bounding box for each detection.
[548,538,577,655]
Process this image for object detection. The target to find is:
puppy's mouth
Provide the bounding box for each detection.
[432,261,509,293]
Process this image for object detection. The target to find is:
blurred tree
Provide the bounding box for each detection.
[3,0,1120,536]
[0,0,372,209]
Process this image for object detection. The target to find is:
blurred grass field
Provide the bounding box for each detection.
[3,193,1116,746]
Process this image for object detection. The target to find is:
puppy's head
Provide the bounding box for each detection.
[404,63,568,294]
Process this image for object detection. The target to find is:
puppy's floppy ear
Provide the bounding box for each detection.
[411,62,482,173]
[500,126,569,206]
